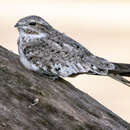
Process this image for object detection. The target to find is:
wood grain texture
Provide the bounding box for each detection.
[0,45,129,130]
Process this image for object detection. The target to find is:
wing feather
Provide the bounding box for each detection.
[22,31,115,77]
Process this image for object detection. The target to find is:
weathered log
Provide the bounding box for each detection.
[0,45,129,130]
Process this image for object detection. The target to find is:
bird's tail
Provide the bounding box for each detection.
[108,63,130,87]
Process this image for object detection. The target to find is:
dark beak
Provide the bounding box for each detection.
[14,23,18,28]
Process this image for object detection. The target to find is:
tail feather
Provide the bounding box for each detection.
[108,73,130,87]
[110,63,130,77]
[109,63,130,87]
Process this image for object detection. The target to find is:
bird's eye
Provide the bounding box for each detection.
[29,22,36,26]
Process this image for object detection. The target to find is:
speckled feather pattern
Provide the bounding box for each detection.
[15,15,130,87]
[18,28,115,77]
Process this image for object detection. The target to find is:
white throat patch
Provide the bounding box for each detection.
[19,32,47,43]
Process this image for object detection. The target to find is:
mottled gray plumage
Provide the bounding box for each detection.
[15,15,130,87]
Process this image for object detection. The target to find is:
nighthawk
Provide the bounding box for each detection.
[15,15,130,87]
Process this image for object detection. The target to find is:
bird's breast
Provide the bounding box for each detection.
[19,46,39,71]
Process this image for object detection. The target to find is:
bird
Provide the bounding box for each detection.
[15,15,130,87]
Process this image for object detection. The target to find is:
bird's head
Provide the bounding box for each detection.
[15,15,53,35]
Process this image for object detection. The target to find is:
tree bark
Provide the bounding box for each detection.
[0,45,129,130]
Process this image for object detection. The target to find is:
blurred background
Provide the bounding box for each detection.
[0,0,130,122]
